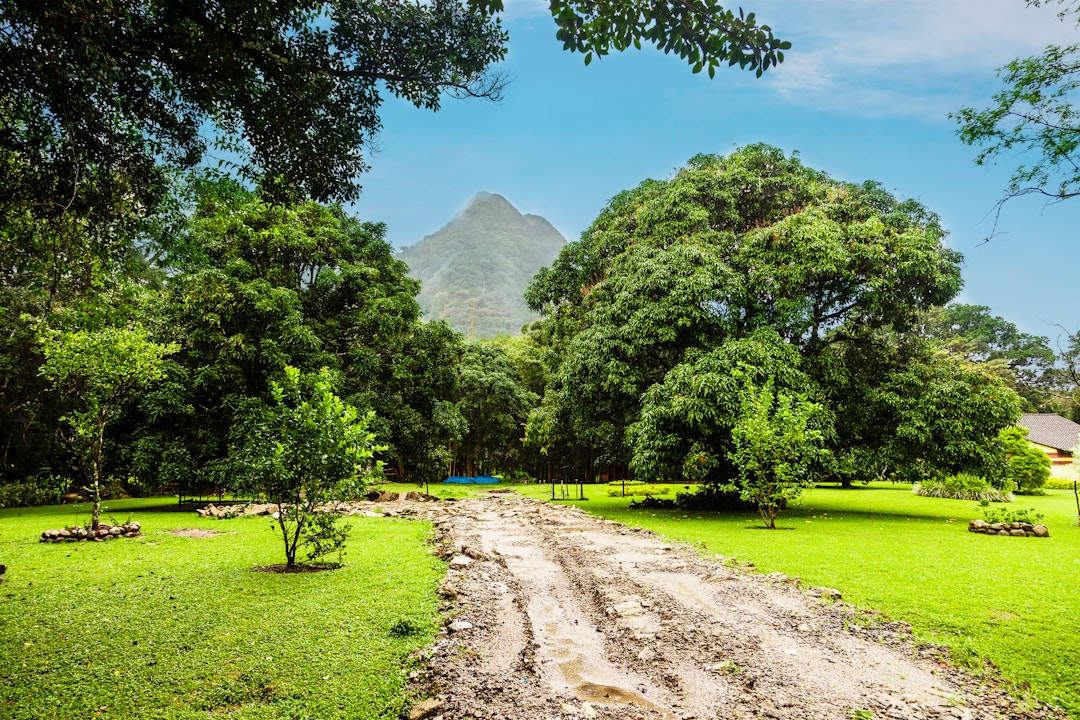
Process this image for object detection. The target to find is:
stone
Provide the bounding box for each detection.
[638,647,658,661]
[408,698,444,720]
[1032,524,1050,537]
[582,702,599,719]
[811,587,842,601]
[448,554,472,568]
[448,620,474,632]
[1009,529,1026,537]
[613,600,644,617]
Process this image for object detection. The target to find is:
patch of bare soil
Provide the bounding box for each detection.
[404,493,1066,720]
[166,528,224,538]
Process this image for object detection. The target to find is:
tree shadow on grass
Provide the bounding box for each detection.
[251,563,342,574]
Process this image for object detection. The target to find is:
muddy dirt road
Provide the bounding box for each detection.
[404,493,1063,720]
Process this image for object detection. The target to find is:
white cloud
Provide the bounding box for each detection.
[752,0,1078,118]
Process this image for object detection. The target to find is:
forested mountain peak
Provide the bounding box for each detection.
[396,192,565,338]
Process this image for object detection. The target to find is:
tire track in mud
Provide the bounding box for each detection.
[406,493,1066,720]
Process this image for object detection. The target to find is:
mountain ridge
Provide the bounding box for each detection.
[396,192,566,338]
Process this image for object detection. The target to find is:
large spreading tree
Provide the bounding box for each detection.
[526,145,1021,497]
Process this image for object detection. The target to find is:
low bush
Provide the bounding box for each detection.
[913,472,1013,502]
[1046,478,1079,491]
[674,482,757,511]
[0,478,69,509]
[977,500,1044,525]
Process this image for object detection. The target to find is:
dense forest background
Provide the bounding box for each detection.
[3,147,1078,509]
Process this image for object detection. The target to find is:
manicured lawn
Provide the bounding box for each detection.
[0,498,442,720]
[514,482,1080,718]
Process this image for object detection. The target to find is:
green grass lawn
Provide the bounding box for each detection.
[0,498,442,720]
[512,481,1080,718]
[5,481,1078,718]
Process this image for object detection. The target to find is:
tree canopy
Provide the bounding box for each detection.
[915,303,1061,412]
[526,145,1019,490]
[1,0,788,214]
[123,180,465,493]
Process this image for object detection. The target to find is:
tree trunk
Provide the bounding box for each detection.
[91,416,105,531]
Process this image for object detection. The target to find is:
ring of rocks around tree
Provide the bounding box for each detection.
[39,521,142,543]
[968,519,1048,537]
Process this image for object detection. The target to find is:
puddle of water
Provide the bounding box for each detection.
[560,659,674,719]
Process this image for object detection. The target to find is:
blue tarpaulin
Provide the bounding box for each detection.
[443,475,501,485]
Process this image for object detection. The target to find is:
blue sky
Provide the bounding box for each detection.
[352,0,1079,340]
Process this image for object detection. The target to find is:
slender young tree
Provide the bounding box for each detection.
[38,324,177,529]
[228,367,382,567]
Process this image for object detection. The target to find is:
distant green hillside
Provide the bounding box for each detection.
[396,192,566,338]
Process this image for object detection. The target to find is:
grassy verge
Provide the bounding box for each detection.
[512,481,1080,718]
[0,498,442,720]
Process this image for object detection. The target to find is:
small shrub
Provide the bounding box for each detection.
[914,473,1013,502]
[675,482,756,511]
[999,427,1050,495]
[388,618,425,637]
[1045,478,1079,491]
[976,500,1044,525]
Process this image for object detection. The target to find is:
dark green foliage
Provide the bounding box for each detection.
[0,479,67,509]
[0,0,508,205]
[397,193,566,338]
[549,0,790,77]
[869,352,1022,483]
[916,303,1060,412]
[673,483,755,512]
[129,182,464,491]
[451,341,538,476]
[526,145,990,492]
[629,331,816,484]
[628,495,677,509]
[0,149,181,486]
